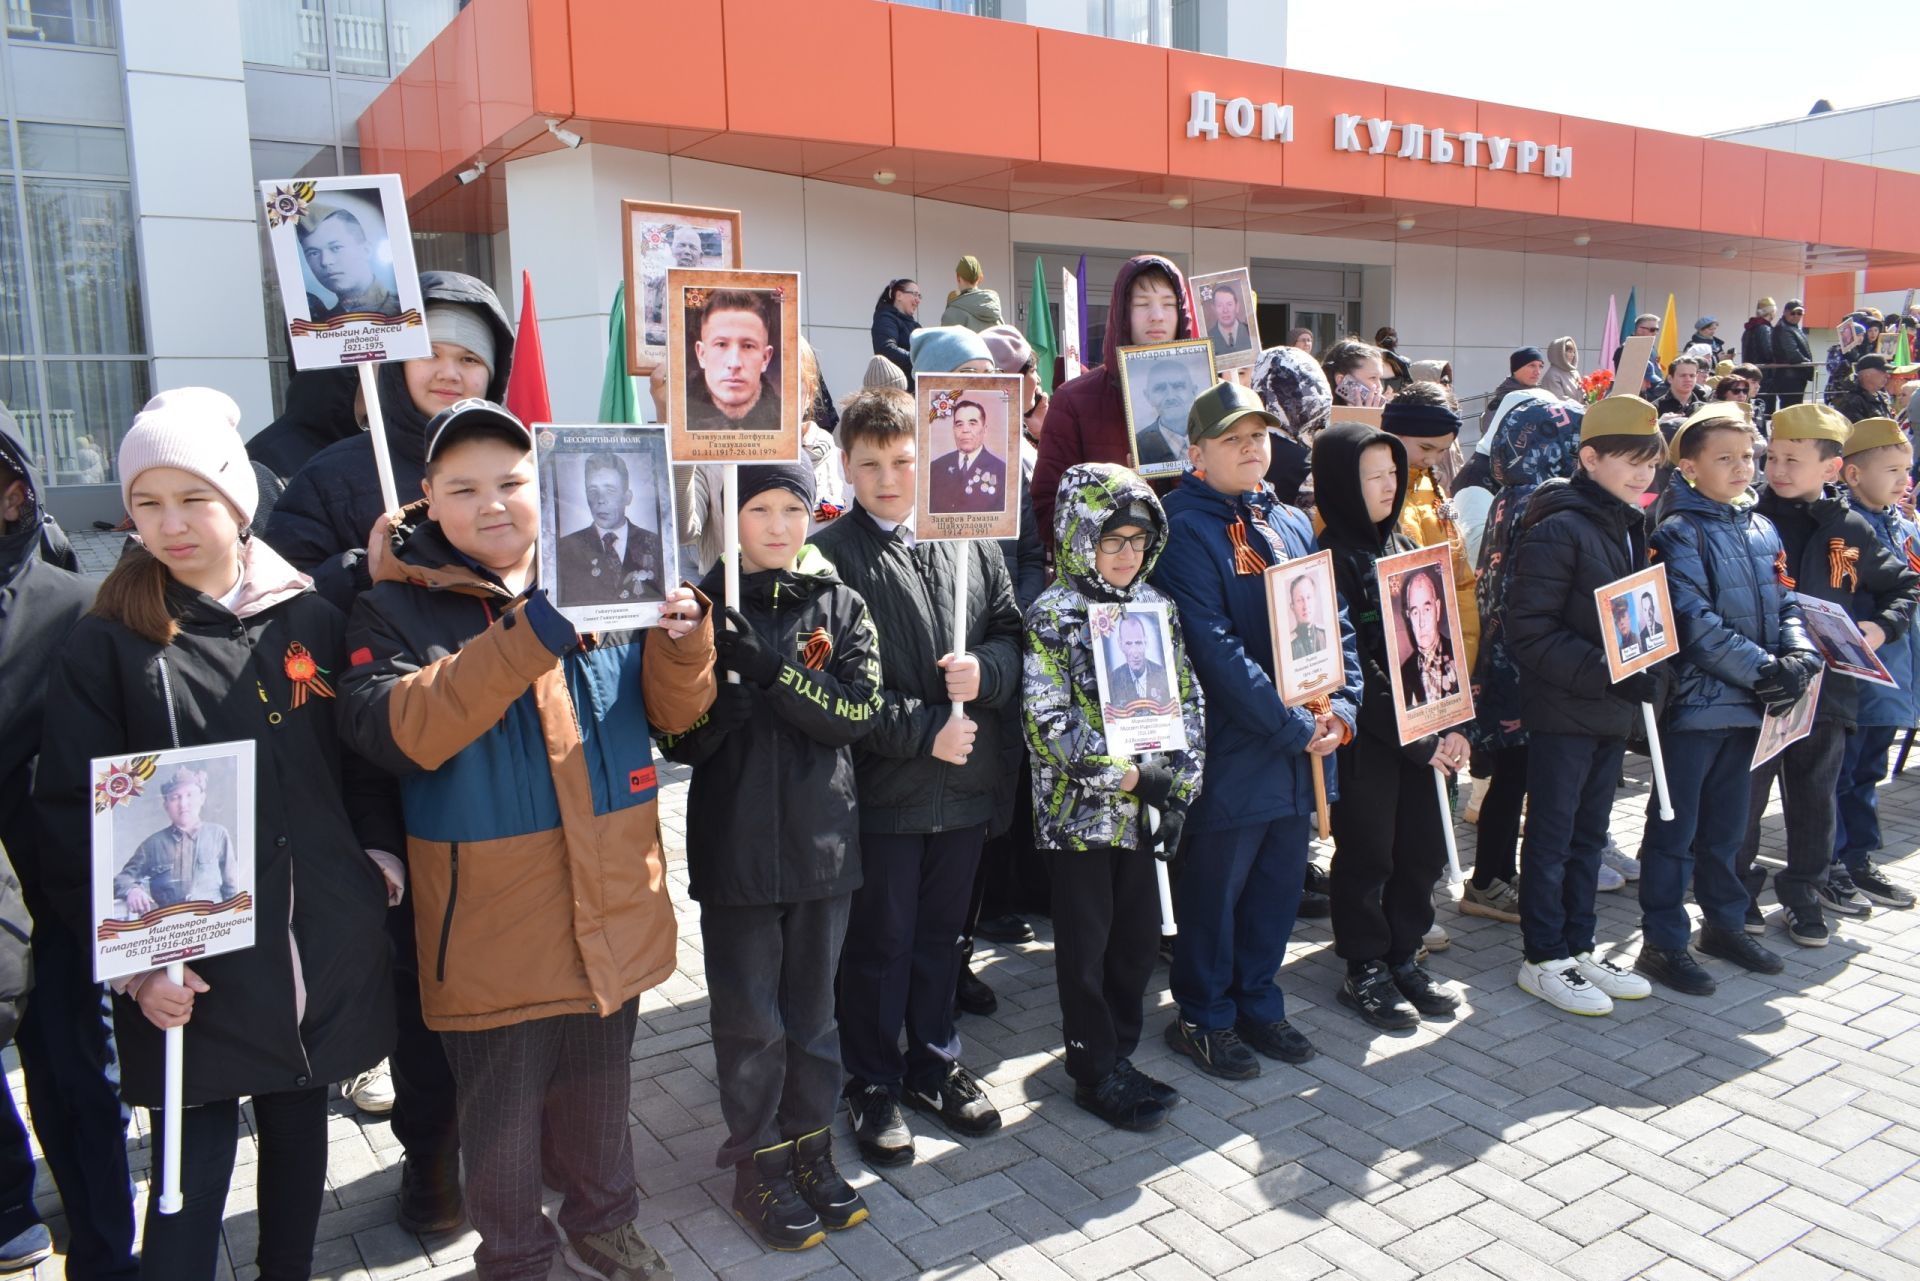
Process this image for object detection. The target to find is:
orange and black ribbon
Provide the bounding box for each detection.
[1774,551,1796,590]
[799,627,833,671]
[1828,538,1860,592]
[1226,518,1266,576]
[283,642,335,709]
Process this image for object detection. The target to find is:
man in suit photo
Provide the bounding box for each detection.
[556,452,664,606]
[1205,282,1252,358]
[1133,357,1197,467]
[1398,565,1459,709]
[1106,613,1172,708]
[927,398,1006,513]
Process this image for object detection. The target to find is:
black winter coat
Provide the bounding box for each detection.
[807,506,1023,834]
[1740,317,1775,369]
[1505,472,1656,739]
[871,304,919,377]
[1771,320,1814,397]
[660,549,881,905]
[247,367,361,493]
[1829,383,1895,425]
[34,563,396,1105]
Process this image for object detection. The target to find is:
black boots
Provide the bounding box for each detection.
[791,1128,869,1231]
[396,1149,464,1235]
[733,1142,826,1252]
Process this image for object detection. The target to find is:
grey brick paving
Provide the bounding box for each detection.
[9,526,1920,1277]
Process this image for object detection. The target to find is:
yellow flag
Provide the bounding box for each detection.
[1657,293,1680,372]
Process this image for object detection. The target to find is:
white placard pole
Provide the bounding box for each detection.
[1151,808,1177,936]
[1642,703,1675,821]
[950,549,970,718]
[1433,767,1464,885]
[158,960,185,1215]
[722,464,740,685]
[357,362,401,519]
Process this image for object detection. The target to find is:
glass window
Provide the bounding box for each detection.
[24,179,141,355]
[387,0,461,73]
[330,0,389,77]
[17,122,127,177]
[249,139,337,185]
[241,0,330,70]
[43,359,148,484]
[0,130,12,172]
[7,0,114,48]
[0,179,30,354]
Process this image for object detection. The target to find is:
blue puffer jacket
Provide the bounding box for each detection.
[1647,474,1814,731]
[1150,472,1361,834]
[1850,498,1920,728]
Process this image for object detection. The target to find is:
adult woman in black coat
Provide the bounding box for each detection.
[871,278,922,377]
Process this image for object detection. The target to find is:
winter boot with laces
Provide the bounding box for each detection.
[733,1141,825,1251]
[791,1128,868,1231]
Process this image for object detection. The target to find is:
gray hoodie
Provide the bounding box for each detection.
[1540,337,1582,403]
[941,286,1004,333]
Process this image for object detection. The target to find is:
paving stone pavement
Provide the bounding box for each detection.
[12,529,1919,1279]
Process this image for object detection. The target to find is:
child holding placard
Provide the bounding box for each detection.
[35,390,399,1280]
[1500,396,1665,1014]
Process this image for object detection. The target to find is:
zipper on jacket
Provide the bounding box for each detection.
[436,842,459,983]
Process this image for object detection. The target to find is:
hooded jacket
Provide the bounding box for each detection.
[871,302,919,378]
[35,537,397,1104]
[807,505,1024,835]
[941,286,1005,333]
[265,271,515,611]
[339,518,715,1032]
[1152,471,1360,833]
[1647,473,1814,731]
[1025,466,1205,851]
[1033,255,1197,549]
[658,546,882,905]
[1741,315,1776,369]
[1539,338,1583,403]
[246,367,361,492]
[1849,496,1920,728]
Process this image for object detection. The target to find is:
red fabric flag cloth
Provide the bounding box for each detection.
[504,269,552,424]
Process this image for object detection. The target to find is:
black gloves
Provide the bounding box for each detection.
[714,606,784,688]
[1753,652,1820,711]
[521,588,581,657]
[1613,671,1659,705]
[702,682,758,737]
[1149,809,1185,863]
[1131,762,1177,811]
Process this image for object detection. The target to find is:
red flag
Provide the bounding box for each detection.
[504,269,551,424]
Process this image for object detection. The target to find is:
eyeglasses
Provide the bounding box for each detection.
[1636,325,1659,335]
[900,290,922,299]
[1096,532,1153,554]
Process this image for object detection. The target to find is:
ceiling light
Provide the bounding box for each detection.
[873,170,897,186]
[1168,195,1189,209]
[1396,216,1416,231]
[1573,233,1591,247]
[456,160,487,185]
[1721,246,1738,260]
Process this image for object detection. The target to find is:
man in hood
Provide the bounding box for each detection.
[940,255,1005,333]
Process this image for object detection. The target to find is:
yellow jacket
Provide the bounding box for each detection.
[1400,466,1480,668]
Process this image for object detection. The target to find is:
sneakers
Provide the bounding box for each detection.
[903,1063,1001,1137]
[1596,861,1627,893]
[1600,839,1641,882]
[955,965,998,1017]
[1573,952,1651,1000]
[1390,959,1462,1018]
[973,913,1034,944]
[1459,878,1521,923]
[1422,922,1451,952]
[731,1142,825,1252]
[1744,902,1767,935]
[1073,1064,1169,1132]
[1163,1018,1259,1080]
[342,1061,396,1115]
[1118,1059,1178,1109]
[1635,945,1717,996]
[567,1221,677,1277]
[1297,889,1332,920]
[1519,959,1613,1016]
[1697,925,1785,974]
[0,1224,51,1273]
[1783,900,1830,948]
[1233,1016,1316,1063]
[396,1150,464,1235]
[1339,961,1420,1030]
[1817,870,1875,919]
[1848,863,1916,908]
[846,1083,913,1167]
[791,1127,868,1231]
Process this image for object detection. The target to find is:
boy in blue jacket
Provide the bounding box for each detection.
[1152,384,1360,1078]
[1833,417,1920,910]
[1638,404,1820,997]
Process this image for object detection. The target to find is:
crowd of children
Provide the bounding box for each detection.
[0,254,1916,1280]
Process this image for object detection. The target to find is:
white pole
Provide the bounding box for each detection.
[950,548,970,718]
[1642,702,1675,822]
[722,464,740,686]
[1433,767,1464,885]
[357,362,401,518]
[158,960,185,1215]
[1152,808,1177,936]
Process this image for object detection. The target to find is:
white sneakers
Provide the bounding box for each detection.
[342,1062,396,1115]
[1519,953,1651,1016]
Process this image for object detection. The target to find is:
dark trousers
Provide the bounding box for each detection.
[0,1077,39,1244]
[138,1088,328,1281]
[1639,727,1759,948]
[1170,816,1309,1029]
[1834,724,1898,872]
[1739,720,1847,909]
[838,825,985,1091]
[386,901,459,1165]
[441,1002,641,1281]
[1329,740,1445,968]
[12,914,137,1278]
[701,896,852,1169]
[1045,845,1159,1084]
[1520,734,1625,964]
[1472,746,1529,888]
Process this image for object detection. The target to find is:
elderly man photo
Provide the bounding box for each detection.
[115,766,241,917]
[297,203,399,322]
[556,452,665,606]
[1205,283,1252,358]
[1106,612,1171,708]
[1289,573,1328,660]
[928,398,1006,513]
[670,225,708,268]
[687,289,782,430]
[1398,565,1459,709]
[1134,356,1198,466]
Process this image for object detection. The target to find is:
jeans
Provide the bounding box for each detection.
[1738,720,1846,909]
[1519,734,1625,963]
[138,1089,328,1281]
[1045,845,1160,1083]
[1834,724,1898,872]
[1170,817,1309,1028]
[0,1076,39,1245]
[1639,727,1761,949]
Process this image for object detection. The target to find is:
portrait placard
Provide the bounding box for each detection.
[914,373,1022,542]
[1265,550,1344,706]
[1329,405,1384,428]
[1060,267,1083,382]
[1191,268,1260,371]
[1793,594,1897,687]
[90,742,257,984]
[622,201,743,375]
[1376,543,1476,745]
[1119,339,1216,480]
[1090,602,1188,757]
[536,425,679,631]
[259,174,428,370]
[1596,563,1677,681]
[1752,669,1822,770]
[667,269,801,464]
[1610,335,1656,395]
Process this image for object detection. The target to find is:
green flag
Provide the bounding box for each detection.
[1027,255,1057,393]
[1896,324,1912,370]
[598,282,643,424]
[1619,287,1637,355]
